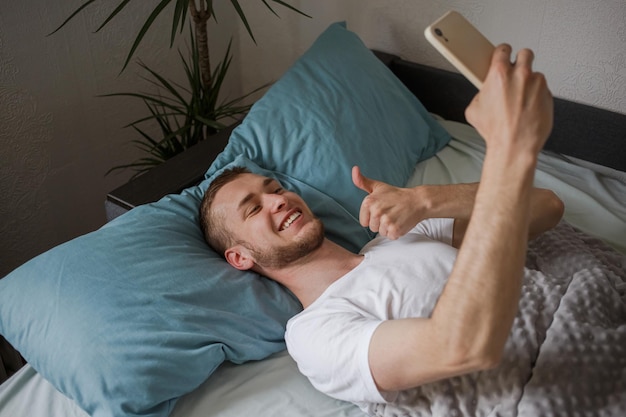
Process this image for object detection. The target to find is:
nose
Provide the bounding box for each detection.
[266,193,288,213]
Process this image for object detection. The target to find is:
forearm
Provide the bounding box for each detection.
[432,149,535,365]
[418,183,477,220]
[419,182,563,245]
[429,42,554,375]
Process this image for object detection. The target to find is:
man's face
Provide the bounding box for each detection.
[213,173,324,270]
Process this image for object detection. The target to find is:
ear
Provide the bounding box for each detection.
[224,245,255,271]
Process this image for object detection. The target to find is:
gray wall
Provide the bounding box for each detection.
[1,0,625,277]
[0,2,239,276]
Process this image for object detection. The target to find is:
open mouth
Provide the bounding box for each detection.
[279,211,302,231]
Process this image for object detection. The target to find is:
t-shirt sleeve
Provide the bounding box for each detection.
[412,217,454,245]
[285,308,392,404]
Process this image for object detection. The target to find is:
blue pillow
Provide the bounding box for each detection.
[0,176,301,417]
[207,22,450,251]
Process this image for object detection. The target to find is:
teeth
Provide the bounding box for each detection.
[281,211,301,231]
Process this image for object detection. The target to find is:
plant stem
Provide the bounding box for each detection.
[189,0,212,90]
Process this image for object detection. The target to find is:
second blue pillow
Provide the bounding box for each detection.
[207,22,451,252]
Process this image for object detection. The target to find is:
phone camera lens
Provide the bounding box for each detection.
[434,28,443,37]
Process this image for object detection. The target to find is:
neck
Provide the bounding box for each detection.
[257,238,363,308]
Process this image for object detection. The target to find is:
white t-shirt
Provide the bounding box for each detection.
[285,218,457,411]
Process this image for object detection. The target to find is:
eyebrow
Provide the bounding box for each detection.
[237,177,275,211]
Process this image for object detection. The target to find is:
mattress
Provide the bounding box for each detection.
[1,118,624,417]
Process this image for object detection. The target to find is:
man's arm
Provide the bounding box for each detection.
[352,169,564,247]
[364,45,555,392]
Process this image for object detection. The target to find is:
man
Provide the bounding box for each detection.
[199,44,564,409]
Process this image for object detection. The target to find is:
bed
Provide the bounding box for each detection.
[1,22,625,417]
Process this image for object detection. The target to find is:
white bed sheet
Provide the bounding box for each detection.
[0,350,365,417]
[0,363,85,416]
[412,118,626,255]
[1,119,624,417]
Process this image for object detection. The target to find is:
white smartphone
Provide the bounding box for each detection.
[424,11,495,89]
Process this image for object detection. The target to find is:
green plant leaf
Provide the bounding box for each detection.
[206,0,216,20]
[94,0,133,33]
[229,0,256,44]
[137,61,188,105]
[47,0,99,36]
[270,0,312,18]
[193,115,227,130]
[101,92,186,116]
[121,0,174,72]
[170,0,188,46]
[260,0,279,18]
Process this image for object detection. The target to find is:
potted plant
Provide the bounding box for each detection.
[51,0,309,178]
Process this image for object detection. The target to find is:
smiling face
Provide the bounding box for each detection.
[211,173,325,271]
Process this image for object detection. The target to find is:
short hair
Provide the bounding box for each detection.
[199,167,251,256]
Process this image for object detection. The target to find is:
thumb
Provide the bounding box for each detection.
[352,166,377,194]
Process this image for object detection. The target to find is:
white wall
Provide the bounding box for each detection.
[236,0,626,114]
[1,0,624,276]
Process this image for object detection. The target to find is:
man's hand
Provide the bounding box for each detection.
[352,166,427,240]
[465,44,553,157]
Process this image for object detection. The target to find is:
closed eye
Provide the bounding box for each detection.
[246,205,261,218]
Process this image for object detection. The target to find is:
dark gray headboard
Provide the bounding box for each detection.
[374,51,626,172]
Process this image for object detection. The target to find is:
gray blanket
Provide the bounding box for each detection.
[371,222,626,417]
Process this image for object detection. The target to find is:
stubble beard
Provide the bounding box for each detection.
[245,217,325,269]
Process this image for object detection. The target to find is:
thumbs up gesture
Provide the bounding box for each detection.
[352,166,427,240]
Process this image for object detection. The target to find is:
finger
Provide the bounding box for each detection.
[352,165,377,194]
[386,223,400,240]
[378,222,387,239]
[491,43,513,66]
[379,218,401,240]
[379,221,393,240]
[514,48,534,69]
[368,214,380,233]
[359,197,371,228]
[362,206,380,233]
